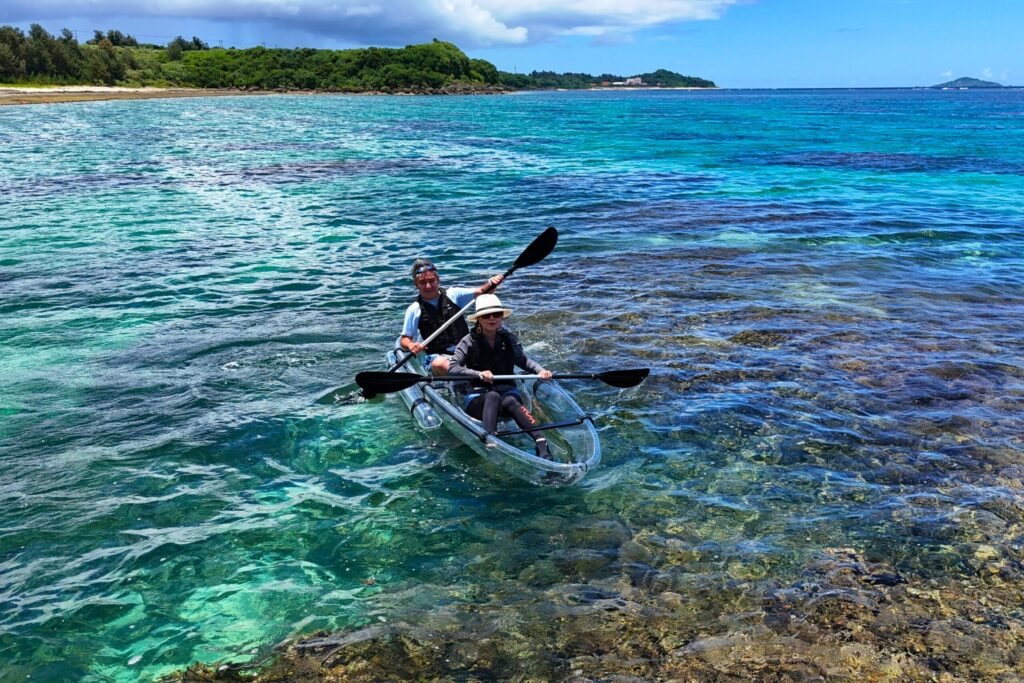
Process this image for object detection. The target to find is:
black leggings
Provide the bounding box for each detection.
[467,390,544,443]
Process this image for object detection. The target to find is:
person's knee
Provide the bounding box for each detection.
[430,357,449,373]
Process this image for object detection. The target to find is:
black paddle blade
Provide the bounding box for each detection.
[511,227,558,272]
[354,371,427,395]
[596,368,650,388]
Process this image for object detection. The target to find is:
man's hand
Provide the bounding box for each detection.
[479,370,494,383]
[538,370,553,380]
[480,274,505,295]
[402,338,426,355]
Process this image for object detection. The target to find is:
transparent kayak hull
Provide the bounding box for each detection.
[386,349,601,486]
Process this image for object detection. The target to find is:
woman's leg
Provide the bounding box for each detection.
[500,394,551,458]
[467,390,503,433]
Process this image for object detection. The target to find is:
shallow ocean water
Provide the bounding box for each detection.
[1,89,1023,681]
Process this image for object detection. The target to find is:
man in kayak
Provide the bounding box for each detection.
[400,258,504,374]
[448,293,554,459]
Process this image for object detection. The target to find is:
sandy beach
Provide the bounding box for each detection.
[0,85,717,107]
[0,84,712,106]
[0,85,269,106]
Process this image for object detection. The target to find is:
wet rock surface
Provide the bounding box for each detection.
[172,542,1024,682]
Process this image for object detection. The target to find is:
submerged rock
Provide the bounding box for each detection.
[169,544,1024,682]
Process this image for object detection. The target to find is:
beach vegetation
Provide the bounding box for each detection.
[0,24,128,84]
[0,24,715,91]
[166,35,210,61]
[504,70,597,89]
[636,68,716,87]
[158,38,495,90]
[498,67,715,89]
[88,30,139,48]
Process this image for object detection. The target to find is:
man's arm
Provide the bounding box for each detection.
[400,304,425,354]
[449,274,505,308]
[400,335,425,355]
[473,274,505,297]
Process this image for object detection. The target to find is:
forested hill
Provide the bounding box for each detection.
[0,26,500,90]
[503,68,715,89]
[0,24,716,91]
[931,76,1005,89]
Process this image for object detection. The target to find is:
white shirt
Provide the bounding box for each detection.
[400,286,476,346]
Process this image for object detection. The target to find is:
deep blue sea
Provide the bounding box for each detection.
[2,89,1023,681]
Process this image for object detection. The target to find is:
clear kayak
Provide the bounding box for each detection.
[385,348,601,486]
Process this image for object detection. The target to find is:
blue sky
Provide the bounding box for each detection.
[4,0,1022,87]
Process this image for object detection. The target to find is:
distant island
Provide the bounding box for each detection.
[931,76,1005,89]
[0,24,715,94]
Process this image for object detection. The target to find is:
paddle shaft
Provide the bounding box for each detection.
[355,367,649,395]
[486,374,567,381]
[429,374,605,382]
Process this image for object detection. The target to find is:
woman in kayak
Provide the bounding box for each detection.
[449,293,554,459]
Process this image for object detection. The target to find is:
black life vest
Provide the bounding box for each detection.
[417,288,470,354]
[466,328,517,390]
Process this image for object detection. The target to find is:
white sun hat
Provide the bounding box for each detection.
[467,293,513,322]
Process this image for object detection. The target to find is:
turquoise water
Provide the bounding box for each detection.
[2,89,1023,680]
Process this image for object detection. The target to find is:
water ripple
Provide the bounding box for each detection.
[1,89,1023,681]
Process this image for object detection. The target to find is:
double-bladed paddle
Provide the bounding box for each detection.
[316,227,559,405]
[354,368,650,396]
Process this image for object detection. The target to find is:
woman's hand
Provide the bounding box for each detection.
[408,341,425,355]
[538,370,553,380]
[480,370,494,383]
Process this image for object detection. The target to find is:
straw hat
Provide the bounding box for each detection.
[467,293,513,322]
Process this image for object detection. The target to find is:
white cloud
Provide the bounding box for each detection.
[980,67,993,79]
[941,69,952,78]
[2,0,742,47]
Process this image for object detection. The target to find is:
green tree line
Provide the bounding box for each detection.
[1,24,714,91]
[0,25,499,90]
[0,24,135,85]
[171,40,498,90]
[498,68,715,89]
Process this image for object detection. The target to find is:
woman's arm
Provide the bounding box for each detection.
[448,336,484,380]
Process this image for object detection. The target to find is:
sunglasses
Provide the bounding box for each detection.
[479,311,504,320]
[414,264,437,276]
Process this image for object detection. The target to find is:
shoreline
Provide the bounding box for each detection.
[0,84,515,106]
[0,84,718,106]
[3,84,1016,106]
[0,86,278,106]
[585,85,717,91]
